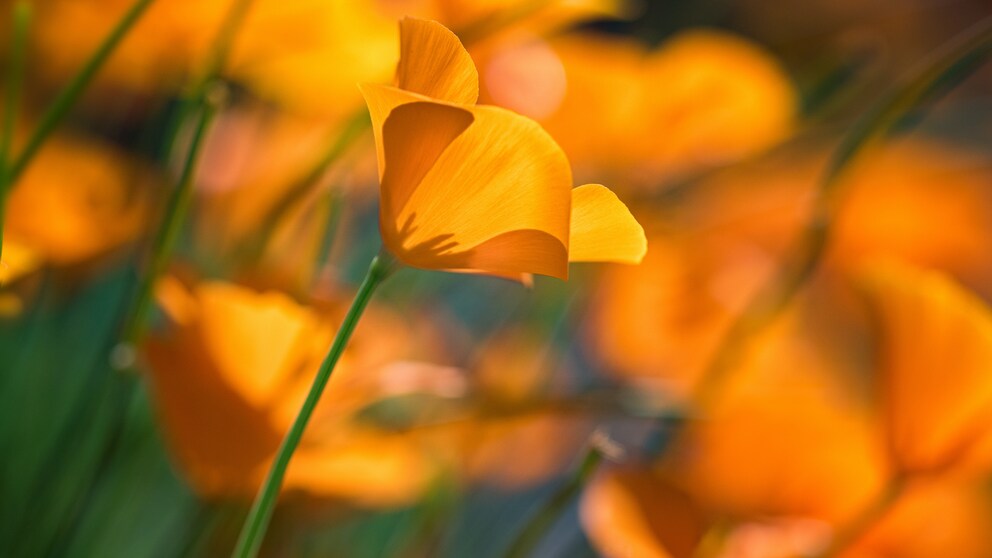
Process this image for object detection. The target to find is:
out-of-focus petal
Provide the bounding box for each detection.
[642,30,795,173]
[0,241,41,285]
[396,17,479,105]
[668,311,889,525]
[568,184,646,264]
[840,480,992,558]
[145,280,446,505]
[195,282,321,408]
[588,231,776,400]
[580,467,706,558]
[5,133,151,266]
[435,0,634,37]
[860,262,992,474]
[378,101,572,278]
[286,429,436,506]
[515,29,795,193]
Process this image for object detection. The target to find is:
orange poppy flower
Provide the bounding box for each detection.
[589,139,992,400]
[665,311,888,526]
[860,262,992,475]
[586,230,776,400]
[0,240,40,286]
[476,29,796,193]
[144,277,447,506]
[836,479,992,558]
[360,18,646,280]
[580,466,707,558]
[582,469,992,558]
[2,132,150,271]
[682,138,992,292]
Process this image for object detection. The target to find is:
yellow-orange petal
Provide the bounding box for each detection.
[378,100,474,231]
[360,82,428,179]
[285,429,435,507]
[192,282,324,408]
[396,18,479,105]
[580,467,705,558]
[860,262,992,474]
[0,241,41,285]
[642,29,795,173]
[568,184,646,264]
[841,480,992,558]
[378,100,572,279]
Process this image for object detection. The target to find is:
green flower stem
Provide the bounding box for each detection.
[0,0,31,265]
[241,108,369,264]
[232,250,399,558]
[502,442,605,558]
[310,187,345,286]
[159,0,256,165]
[7,0,156,186]
[115,93,220,360]
[116,0,255,358]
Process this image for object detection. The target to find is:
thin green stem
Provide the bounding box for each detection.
[240,108,369,264]
[310,187,345,287]
[502,443,605,558]
[7,0,156,185]
[195,0,255,92]
[160,0,256,165]
[114,0,256,362]
[232,251,399,558]
[0,0,31,265]
[114,92,219,363]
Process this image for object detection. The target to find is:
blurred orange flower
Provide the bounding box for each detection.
[580,466,707,558]
[860,262,992,476]
[589,138,992,398]
[665,311,888,526]
[478,29,796,193]
[361,18,645,279]
[2,132,150,275]
[423,0,630,38]
[582,466,992,558]
[31,0,626,119]
[0,240,39,286]
[587,230,775,400]
[144,277,448,506]
[836,479,992,558]
[579,310,992,557]
[686,138,992,292]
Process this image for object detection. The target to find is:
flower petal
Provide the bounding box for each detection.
[860,262,992,474]
[359,82,428,179]
[285,430,436,507]
[568,183,646,264]
[378,100,474,248]
[379,100,572,278]
[580,467,705,558]
[396,17,479,105]
[0,241,40,285]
